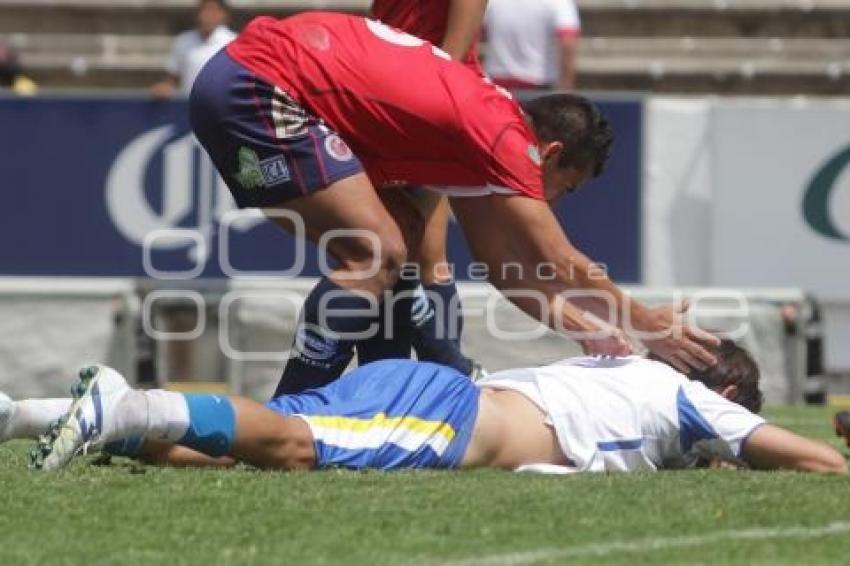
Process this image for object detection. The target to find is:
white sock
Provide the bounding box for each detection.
[111,390,190,443]
[4,399,72,439]
[142,390,191,442]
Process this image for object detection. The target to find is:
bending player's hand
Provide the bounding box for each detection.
[634,301,720,373]
[577,328,633,358]
[558,303,633,357]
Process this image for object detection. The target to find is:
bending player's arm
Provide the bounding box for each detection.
[451,194,719,367]
[442,0,488,61]
[557,34,579,91]
[741,424,847,474]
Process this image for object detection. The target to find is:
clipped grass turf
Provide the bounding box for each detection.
[1,406,849,565]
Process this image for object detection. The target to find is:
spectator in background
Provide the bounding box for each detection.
[484,0,581,90]
[0,39,37,95]
[151,0,236,98]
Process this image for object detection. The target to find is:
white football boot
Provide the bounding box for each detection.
[30,365,131,471]
[0,391,14,442]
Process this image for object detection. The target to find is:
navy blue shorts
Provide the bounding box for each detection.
[189,49,364,208]
[266,359,480,471]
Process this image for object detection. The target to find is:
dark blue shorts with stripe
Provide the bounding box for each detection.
[190,48,364,209]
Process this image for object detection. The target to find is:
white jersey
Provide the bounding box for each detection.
[483,0,581,87]
[479,356,765,473]
[166,26,236,95]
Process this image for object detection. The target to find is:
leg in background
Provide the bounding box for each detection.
[410,196,474,374]
[355,276,417,364]
[355,188,433,365]
[268,173,409,396]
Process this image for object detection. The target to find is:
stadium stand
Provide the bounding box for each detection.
[2,0,850,92]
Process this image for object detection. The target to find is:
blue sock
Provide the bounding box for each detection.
[356,277,416,365]
[176,394,236,458]
[275,277,377,397]
[412,281,473,374]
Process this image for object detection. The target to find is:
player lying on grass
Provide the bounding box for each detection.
[189,10,720,398]
[5,341,844,474]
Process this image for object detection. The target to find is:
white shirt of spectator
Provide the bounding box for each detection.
[484,0,581,87]
[479,356,766,473]
[166,25,236,95]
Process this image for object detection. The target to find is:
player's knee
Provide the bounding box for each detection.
[268,419,316,471]
[340,232,408,286]
[379,236,408,277]
[270,438,315,471]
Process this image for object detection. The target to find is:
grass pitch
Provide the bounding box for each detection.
[1,406,849,565]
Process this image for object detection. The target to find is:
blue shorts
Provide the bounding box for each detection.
[266,359,480,470]
[189,49,364,208]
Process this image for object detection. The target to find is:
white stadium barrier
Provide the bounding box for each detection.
[150,280,811,404]
[645,97,850,374]
[0,278,139,398]
[0,277,813,404]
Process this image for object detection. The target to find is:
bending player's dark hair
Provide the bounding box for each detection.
[652,339,764,414]
[522,94,614,177]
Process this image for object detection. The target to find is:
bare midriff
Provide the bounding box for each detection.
[460,387,572,470]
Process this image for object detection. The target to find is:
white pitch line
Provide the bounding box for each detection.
[446,521,850,566]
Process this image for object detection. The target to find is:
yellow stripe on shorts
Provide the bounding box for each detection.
[304,412,457,456]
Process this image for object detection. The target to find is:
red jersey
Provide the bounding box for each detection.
[370,0,483,74]
[226,13,543,199]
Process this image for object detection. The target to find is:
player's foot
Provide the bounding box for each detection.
[834,411,850,448]
[0,392,14,442]
[30,365,131,471]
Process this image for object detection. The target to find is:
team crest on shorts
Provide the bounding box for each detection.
[233,147,290,190]
[325,134,354,162]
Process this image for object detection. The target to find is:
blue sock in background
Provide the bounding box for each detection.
[411,281,473,375]
[275,277,378,397]
[356,277,416,365]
